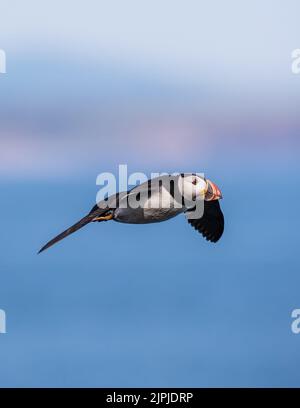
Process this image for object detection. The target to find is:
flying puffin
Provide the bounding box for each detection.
[38,174,224,253]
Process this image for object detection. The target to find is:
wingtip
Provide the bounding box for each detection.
[37,242,51,254]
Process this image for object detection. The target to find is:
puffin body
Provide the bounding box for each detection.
[113,175,185,224]
[39,174,224,253]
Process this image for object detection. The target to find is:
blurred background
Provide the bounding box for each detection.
[0,0,300,387]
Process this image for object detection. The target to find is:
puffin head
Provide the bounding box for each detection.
[180,174,223,202]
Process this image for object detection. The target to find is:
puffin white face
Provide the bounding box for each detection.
[179,175,207,202]
[179,174,223,202]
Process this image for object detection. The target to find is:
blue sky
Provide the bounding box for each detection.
[1,0,300,178]
[1,0,299,83]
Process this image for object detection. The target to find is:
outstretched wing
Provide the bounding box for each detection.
[38,207,109,253]
[186,200,224,243]
[38,193,125,254]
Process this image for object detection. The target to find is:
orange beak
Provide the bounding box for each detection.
[205,179,223,201]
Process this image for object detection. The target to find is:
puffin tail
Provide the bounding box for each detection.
[38,213,96,254]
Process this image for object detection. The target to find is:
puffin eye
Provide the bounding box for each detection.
[192,178,197,185]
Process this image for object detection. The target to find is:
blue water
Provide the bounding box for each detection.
[0,168,300,387]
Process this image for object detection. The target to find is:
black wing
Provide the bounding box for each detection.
[186,200,224,243]
[38,206,109,253]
